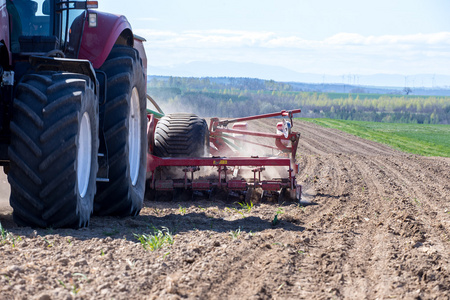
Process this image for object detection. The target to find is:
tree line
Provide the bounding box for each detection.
[148,76,450,124]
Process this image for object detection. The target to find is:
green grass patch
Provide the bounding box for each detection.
[302,118,450,157]
[134,227,174,251]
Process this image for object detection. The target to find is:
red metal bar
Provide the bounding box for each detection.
[152,178,298,192]
[147,155,293,172]
[261,181,282,191]
[214,109,301,127]
[227,180,248,190]
[192,181,211,190]
[213,128,294,140]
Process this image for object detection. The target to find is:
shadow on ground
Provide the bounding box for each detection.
[0,196,314,243]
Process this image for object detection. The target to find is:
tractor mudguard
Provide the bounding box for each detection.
[29,55,97,90]
[133,35,147,77]
[78,11,133,69]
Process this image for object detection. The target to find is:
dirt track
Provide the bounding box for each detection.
[1,120,449,299]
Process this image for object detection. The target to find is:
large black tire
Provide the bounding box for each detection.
[154,113,209,157]
[94,45,147,216]
[8,72,99,228]
[151,114,209,202]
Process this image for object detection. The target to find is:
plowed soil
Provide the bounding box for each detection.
[1,120,449,300]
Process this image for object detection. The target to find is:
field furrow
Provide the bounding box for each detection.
[1,118,449,299]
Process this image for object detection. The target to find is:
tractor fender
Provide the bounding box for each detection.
[79,11,133,69]
[133,35,147,78]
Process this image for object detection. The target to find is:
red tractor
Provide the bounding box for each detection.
[1,0,304,229]
[0,0,148,228]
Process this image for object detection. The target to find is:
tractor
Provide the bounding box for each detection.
[1,0,303,229]
[0,0,148,228]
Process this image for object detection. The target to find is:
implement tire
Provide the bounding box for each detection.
[154,113,209,157]
[8,72,99,228]
[94,45,147,216]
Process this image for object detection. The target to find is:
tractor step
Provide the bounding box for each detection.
[96,152,109,182]
[96,177,109,182]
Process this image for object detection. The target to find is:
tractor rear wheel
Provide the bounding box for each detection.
[8,72,99,228]
[94,45,147,216]
[154,113,209,157]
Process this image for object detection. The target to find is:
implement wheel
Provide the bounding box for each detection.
[8,72,99,228]
[154,113,209,157]
[151,113,209,201]
[94,45,147,216]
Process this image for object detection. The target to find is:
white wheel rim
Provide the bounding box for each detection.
[77,112,92,198]
[129,87,141,186]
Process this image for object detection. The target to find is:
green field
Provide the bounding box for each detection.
[301,118,450,157]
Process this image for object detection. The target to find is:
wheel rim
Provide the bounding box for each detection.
[77,112,92,198]
[128,87,141,186]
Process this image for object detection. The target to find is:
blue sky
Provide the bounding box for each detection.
[99,0,450,84]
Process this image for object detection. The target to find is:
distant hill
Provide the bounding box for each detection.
[148,61,450,93]
[148,74,450,97]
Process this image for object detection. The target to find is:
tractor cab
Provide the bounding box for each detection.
[7,0,97,57]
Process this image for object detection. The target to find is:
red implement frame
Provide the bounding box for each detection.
[146,109,302,200]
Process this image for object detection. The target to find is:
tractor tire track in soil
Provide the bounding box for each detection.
[1,119,449,299]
